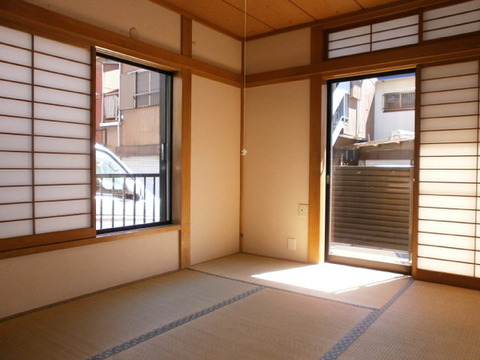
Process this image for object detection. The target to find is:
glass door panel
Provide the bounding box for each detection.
[327,71,415,271]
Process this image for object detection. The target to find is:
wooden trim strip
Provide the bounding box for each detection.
[423,19,480,35]
[0,227,96,252]
[89,47,97,241]
[421,73,478,82]
[418,243,476,253]
[32,50,91,67]
[1,197,91,206]
[310,25,323,64]
[308,75,322,263]
[180,69,192,269]
[0,225,181,260]
[424,5,480,21]
[421,99,479,107]
[30,34,35,235]
[31,117,90,126]
[247,31,480,87]
[415,268,480,289]
[0,0,242,88]
[0,117,90,131]
[181,16,193,58]
[32,83,90,97]
[0,95,91,111]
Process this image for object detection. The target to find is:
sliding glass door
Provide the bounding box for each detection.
[327,71,416,272]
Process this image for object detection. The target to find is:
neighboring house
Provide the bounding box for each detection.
[96,59,161,173]
[332,74,415,166]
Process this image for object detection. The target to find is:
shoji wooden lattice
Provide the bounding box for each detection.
[328,15,419,59]
[418,59,480,277]
[0,26,92,242]
[327,0,480,59]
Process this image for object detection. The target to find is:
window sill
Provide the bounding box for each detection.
[0,224,182,261]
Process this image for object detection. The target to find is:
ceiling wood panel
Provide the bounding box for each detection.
[149,0,454,39]
[356,0,400,9]
[150,0,271,38]
[225,0,315,29]
[290,0,362,20]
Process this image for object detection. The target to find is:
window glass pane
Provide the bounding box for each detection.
[136,71,149,93]
[327,71,416,268]
[401,92,415,108]
[96,55,172,232]
[384,93,400,110]
[384,92,415,111]
[151,72,160,91]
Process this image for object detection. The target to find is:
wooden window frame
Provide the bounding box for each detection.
[95,53,174,234]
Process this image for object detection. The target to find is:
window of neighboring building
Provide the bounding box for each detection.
[96,55,172,233]
[383,92,415,111]
[135,70,160,108]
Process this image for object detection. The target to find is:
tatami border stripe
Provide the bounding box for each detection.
[87,285,265,360]
[320,278,415,360]
[188,268,382,311]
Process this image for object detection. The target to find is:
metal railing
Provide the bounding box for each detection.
[96,173,161,231]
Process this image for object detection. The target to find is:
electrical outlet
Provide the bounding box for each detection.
[287,237,296,251]
[298,203,309,216]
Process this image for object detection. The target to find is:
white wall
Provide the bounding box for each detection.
[242,80,310,262]
[190,75,241,264]
[24,0,182,52]
[246,28,311,74]
[192,22,242,73]
[0,231,179,318]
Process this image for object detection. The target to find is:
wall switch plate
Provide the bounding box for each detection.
[298,203,309,216]
[287,237,296,251]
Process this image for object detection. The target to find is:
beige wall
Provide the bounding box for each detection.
[246,28,311,74]
[24,0,181,52]
[190,75,241,265]
[242,80,310,262]
[0,231,179,318]
[192,22,242,74]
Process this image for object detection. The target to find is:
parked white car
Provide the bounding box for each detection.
[95,144,160,230]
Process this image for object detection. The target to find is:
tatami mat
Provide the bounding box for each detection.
[0,270,257,360]
[337,281,480,360]
[1,254,479,360]
[110,288,371,360]
[190,253,410,309]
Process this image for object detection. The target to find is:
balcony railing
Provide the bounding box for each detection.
[96,173,161,231]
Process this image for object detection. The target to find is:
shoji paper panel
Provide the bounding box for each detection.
[328,16,418,59]
[423,0,480,41]
[0,26,33,238]
[33,33,92,234]
[418,60,480,277]
[0,25,92,240]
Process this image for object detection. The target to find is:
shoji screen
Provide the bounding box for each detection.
[0,25,93,248]
[418,60,480,278]
[328,15,419,59]
[423,0,480,41]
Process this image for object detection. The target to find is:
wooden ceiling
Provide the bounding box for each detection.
[149,0,403,39]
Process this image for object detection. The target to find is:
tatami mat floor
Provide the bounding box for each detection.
[1,253,479,359]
